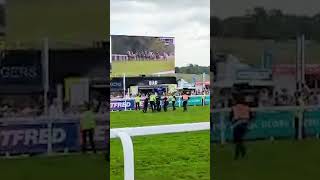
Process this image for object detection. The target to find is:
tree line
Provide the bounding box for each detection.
[175,64,209,74]
[212,7,320,41]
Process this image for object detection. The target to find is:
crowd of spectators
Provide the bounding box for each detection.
[0,96,43,118]
[111,88,210,99]
[0,96,109,119]
[126,50,171,61]
[214,87,320,108]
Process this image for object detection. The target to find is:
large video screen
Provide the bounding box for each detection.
[111,35,175,77]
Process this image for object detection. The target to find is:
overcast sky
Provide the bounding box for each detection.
[111,0,210,67]
[212,0,320,18]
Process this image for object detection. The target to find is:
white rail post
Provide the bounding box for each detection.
[114,130,135,180]
[220,111,225,144]
[298,108,303,140]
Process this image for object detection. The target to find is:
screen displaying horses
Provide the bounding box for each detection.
[111,35,175,77]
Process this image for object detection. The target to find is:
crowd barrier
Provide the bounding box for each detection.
[211,106,320,143]
[0,115,108,156]
[111,95,210,111]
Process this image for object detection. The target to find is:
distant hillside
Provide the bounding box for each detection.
[213,38,320,65]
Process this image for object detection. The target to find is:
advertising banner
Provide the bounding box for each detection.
[110,99,135,111]
[94,117,108,149]
[236,69,272,80]
[211,109,320,142]
[303,109,320,136]
[0,121,80,155]
[176,95,210,106]
[0,50,42,85]
[52,122,80,152]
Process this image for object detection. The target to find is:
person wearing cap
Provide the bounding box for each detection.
[230,95,252,160]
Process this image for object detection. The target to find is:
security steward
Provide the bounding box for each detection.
[156,93,161,112]
[149,93,156,112]
[80,102,97,154]
[182,92,190,112]
[135,94,141,111]
[163,95,169,112]
[171,95,176,111]
[230,95,252,160]
[143,95,149,113]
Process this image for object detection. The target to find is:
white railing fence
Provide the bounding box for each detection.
[110,122,210,180]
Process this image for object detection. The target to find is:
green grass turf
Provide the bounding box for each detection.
[111,131,210,180]
[111,59,175,77]
[110,106,210,179]
[110,106,210,128]
[0,154,107,180]
[6,0,109,45]
[213,139,320,180]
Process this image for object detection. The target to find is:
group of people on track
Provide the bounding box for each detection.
[134,92,191,113]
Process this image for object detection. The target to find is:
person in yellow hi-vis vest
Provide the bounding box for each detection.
[135,94,141,111]
[149,93,156,112]
[80,103,97,154]
[230,94,252,160]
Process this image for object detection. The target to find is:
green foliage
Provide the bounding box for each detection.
[175,64,209,74]
[212,7,320,41]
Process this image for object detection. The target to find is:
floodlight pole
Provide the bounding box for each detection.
[42,37,52,154]
[296,35,301,92]
[301,34,305,86]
